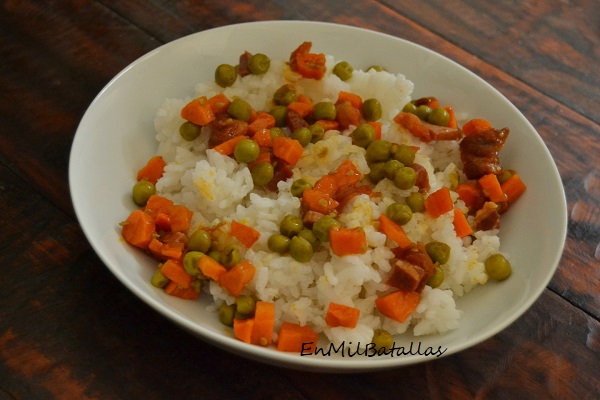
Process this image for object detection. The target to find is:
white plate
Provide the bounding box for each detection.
[69,21,567,372]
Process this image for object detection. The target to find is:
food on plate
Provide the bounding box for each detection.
[119,42,526,353]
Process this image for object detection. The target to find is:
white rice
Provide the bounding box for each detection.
[151,52,502,348]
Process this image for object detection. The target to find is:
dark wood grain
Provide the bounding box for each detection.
[1,0,599,398]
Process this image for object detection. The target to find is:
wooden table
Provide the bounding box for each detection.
[1,1,598,399]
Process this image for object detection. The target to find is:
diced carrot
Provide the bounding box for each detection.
[218,260,256,297]
[136,155,166,184]
[168,204,193,233]
[247,147,272,169]
[150,235,186,261]
[160,259,193,288]
[230,220,261,249]
[248,112,276,135]
[251,128,273,147]
[478,173,507,203]
[272,136,304,166]
[148,237,165,259]
[233,318,255,344]
[290,42,326,80]
[181,96,216,126]
[121,209,156,249]
[444,106,457,128]
[154,212,171,232]
[452,208,473,238]
[212,135,249,156]
[251,301,275,346]
[501,173,527,204]
[207,93,230,114]
[302,189,340,214]
[424,187,454,218]
[329,227,367,256]
[198,255,227,281]
[314,119,339,132]
[393,112,433,142]
[160,241,185,261]
[287,95,314,118]
[325,302,360,328]
[144,195,174,219]
[313,174,339,196]
[164,281,200,300]
[378,214,412,249]
[336,91,363,110]
[335,100,362,130]
[276,322,319,353]
[375,290,420,323]
[333,160,363,188]
[296,52,327,80]
[462,118,493,136]
[455,182,486,213]
[367,121,382,140]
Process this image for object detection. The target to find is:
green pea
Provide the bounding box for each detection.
[367,65,385,72]
[385,203,413,225]
[362,98,382,121]
[352,124,376,149]
[215,63,237,88]
[428,107,450,127]
[292,127,312,147]
[188,229,212,253]
[248,53,270,75]
[406,192,425,212]
[222,244,241,268]
[313,101,336,121]
[269,127,286,139]
[383,159,404,181]
[333,61,353,81]
[269,106,288,127]
[218,302,236,326]
[371,329,394,352]
[235,295,256,315]
[415,105,432,121]
[190,279,203,292]
[273,84,297,106]
[312,216,340,242]
[179,121,202,141]
[132,180,155,206]
[393,166,417,190]
[233,139,260,164]
[267,233,291,254]
[234,310,253,320]
[402,102,418,114]
[309,124,325,143]
[150,268,169,288]
[289,236,313,262]
[183,251,204,276]
[425,241,451,265]
[280,214,304,238]
[497,169,514,184]
[208,250,222,264]
[427,265,445,288]
[291,178,313,197]
[367,162,386,183]
[251,162,274,187]
[297,229,320,251]
[227,98,253,122]
[366,140,392,163]
[485,254,512,281]
[391,143,416,166]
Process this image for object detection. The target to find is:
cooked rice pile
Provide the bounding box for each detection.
[152,56,502,346]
